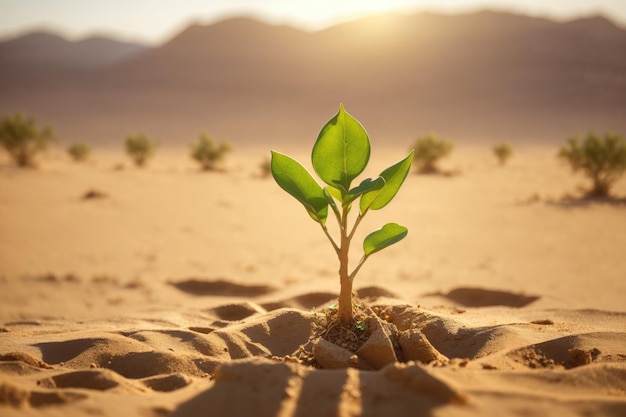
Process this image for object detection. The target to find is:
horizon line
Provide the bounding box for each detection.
[0,7,623,46]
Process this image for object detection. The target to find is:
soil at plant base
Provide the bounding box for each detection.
[309,300,375,353]
[292,297,450,371]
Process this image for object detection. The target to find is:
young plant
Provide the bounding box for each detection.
[271,105,413,327]
[0,113,55,167]
[558,132,626,197]
[190,133,231,171]
[125,134,155,167]
[67,142,91,162]
[410,133,453,174]
[493,142,513,165]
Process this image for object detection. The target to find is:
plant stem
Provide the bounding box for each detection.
[349,255,369,281]
[319,222,339,253]
[337,205,353,327]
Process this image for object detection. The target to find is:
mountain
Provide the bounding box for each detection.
[0,31,149,94]
[0,11,625,146]
[0,31,148,69]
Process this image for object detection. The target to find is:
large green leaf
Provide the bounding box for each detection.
[360,150,414,214]
[363,223,408,256]
[271,151,328,224]
[311,104,370,192]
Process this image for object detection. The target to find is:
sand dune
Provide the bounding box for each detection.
[1,146,626,416]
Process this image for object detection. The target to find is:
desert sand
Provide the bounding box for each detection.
[1,144,625,416]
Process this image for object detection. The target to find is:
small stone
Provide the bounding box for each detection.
[312,338,358,369]
[568,348,592,368]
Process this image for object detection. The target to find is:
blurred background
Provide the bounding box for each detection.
[1,1,626,313]
[1,0,626,148]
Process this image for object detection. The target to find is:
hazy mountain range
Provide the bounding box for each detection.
[1,10,625,146]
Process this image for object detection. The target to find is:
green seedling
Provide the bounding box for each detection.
[271,105,413,327]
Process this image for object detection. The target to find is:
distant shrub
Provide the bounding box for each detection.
[493,142,513,165]
[190,133,231,171]
[259,157,271,178]
[125,134,155,167]
[0,113,55,167]
[67,142,91,162]
[410,133,454,174]
[558,132,626,197]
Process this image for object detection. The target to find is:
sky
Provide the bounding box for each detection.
[1,0,626,44]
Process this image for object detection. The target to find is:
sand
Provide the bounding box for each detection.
[1,144,625,416]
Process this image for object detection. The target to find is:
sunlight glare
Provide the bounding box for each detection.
[266,0,398,30]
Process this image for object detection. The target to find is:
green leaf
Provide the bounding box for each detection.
[311,104,370,192]
[343,177,385,206]
[325,185,344,202]
[363,223,408,256]
[360,150,414,214]
[271,151,328,224]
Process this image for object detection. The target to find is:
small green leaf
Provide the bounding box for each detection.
[363,223,408,256]
[312,104,370,192]
[271,151,328,224]
[360,150,414,214]
[343,177,385,206]
[355,321,367,331]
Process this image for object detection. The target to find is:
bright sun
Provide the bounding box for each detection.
[266,0,399,29]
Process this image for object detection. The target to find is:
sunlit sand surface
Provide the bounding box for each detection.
[1,144,625,416]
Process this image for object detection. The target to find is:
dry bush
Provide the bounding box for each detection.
[493,142,513,165]
[125,134,155,167]
[410,133,454,174]
[190,133,231,171]
[67,142,91,162]
[558,132,626,197]
[0,113,54,167]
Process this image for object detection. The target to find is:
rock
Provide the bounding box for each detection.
[312,338,360,369]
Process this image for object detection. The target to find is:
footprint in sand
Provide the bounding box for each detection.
[429,287,539,308]
[169,278,275,297]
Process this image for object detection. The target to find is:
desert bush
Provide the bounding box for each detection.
[410,133,453,173]
[558,132,626,197]
[493,142,513,165]
[259,157,271,178]
[67,142,91,162]
[190,133,231,171]
[0,113,54,167]
[125,134,155,167]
